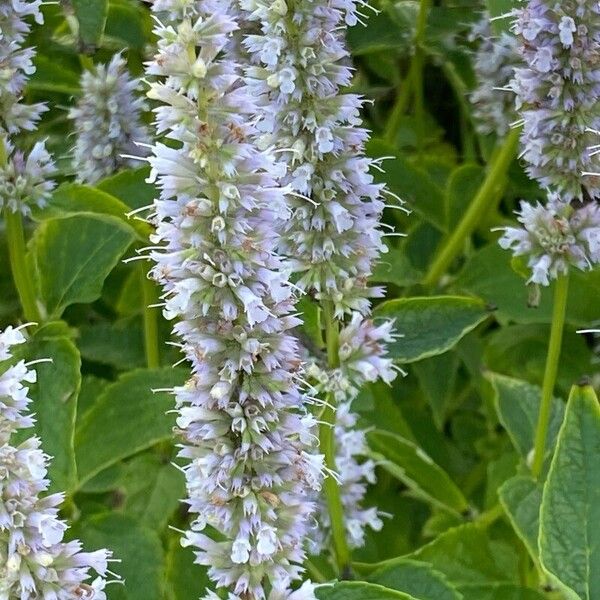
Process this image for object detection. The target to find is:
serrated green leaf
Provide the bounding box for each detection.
[316,581,419,600]
[368,430,469,514]
[498,476,542,561]
[75,367,186,487]
[16,327,80,493]
[409,523,519,585]
[458,584,545,600]
[540,384,600,600]
[96,166,156,210]
[374,296,492,363]
[73,514,163,600]
[119,453,185,530]
[369,559,462,600]
[73,0,108,45]
[36,183,149,239]
[487,372,564,466]
[31,214,135,319]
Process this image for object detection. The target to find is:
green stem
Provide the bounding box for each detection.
[141,262,160,369]
[423,126,521,287]
[413,0,430,158]
[319,300,351,576]
[531,274,569,478]
[5,208,42,323]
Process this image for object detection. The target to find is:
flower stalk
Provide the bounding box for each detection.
[4,205,41,323]
[424,126,521,287]
[140,262,160,369]
[531,273,569,478]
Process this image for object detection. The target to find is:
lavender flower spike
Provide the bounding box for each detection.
[0,325,115,599]
[146,1,322,598]
[0,0,56,216]
[511,0,600,200]
[69,55,150,184]
[240,0,400,553]
[470,15,519,137]
[499,193,600,286]
[241,0,391,318]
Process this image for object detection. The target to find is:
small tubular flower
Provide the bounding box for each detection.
[0,0,55,216]
[470,16,519,137]
[239,0,399,553]
[306,315,398,550]
[240,0,391,317]
[0,325,114,599]
[146,1,322,598]
[511,0,600,200]
[69,55,150,183]
[499,194,600,285]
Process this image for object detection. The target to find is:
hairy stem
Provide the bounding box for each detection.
[319,300,351,575]
[531,274,569,478]
[423,126,521,287]
[140,262,160,369]
[5,209,42,323]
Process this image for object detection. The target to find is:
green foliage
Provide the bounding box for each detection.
[375,296,492,363]
[539,384,600,600]
[30,213,135,319]
[3,1,599,597]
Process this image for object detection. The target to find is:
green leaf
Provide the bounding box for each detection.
[368,139,447,231]
[37,183,149,239]
[455,243,600,327]
[105,0,152,49]
[367,430,469,514]
[498,476,542,561]
[29,55,80,94]
[347,8,412,55]
[96,166,156,211]
[31,214,136,319]
[72,0,108,45]
[165,535,211,600]
[487,373,565,465]
[373,246,423,287]
[73,514,164,600]
[369,559,461,600]
[539,383,600,600]
[75,367,187,486]
[374,296,492,363]
[458,584,545,600]
[316,582,419,600]
[409,523,519,585]
[17,326,80,493]
[119,453,185,530]
[78,316,146,370]
[412,353,460,429]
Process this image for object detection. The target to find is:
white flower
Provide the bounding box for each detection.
[0,326,116,598]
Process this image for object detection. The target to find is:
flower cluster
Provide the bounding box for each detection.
[0,0,46,135]
[146,1,322,598]
[241,0,389,317]
[69,55,149,183]
[0,325,114,599]
[511,0,600,200]
[0,0,55,216]
[306,315,398,550]
[499,193,600,285]
[240,0,399,552]
[470,16,519,137]
[0,140,55,216]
